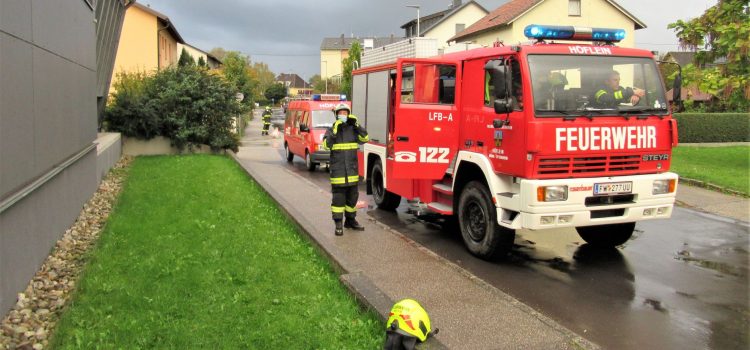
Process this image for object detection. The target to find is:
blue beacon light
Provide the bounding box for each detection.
[524,24,625,43]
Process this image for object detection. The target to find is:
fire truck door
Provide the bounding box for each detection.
[392,59,460,179]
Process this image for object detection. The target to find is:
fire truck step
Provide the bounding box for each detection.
[427,202,453,215]
[432,183,453,195]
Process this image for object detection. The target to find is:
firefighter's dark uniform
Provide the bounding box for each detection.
[592,85,637,108]
[261,110,271,135]
[323,115,368,232]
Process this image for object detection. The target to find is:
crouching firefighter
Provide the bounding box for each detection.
[384,299,438,350]
[323,103,368,236]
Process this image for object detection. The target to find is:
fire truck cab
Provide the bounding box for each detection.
[284,95,350,171]
[353,25,680,259]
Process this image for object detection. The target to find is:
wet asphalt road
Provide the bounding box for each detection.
[265,138,749,350]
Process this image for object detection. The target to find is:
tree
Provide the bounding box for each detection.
[221,51,257,106]
[341,41,362,97]
[264,83,287,104]
[309,74,342,94]
[197,56,207,67]
[178,48,196,67]
[247,62,276,102]
[668,0,750,111]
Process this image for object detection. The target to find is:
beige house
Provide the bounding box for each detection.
[400,0,488,52]
[110,3,184,89]
[177,43,222,69]
[450,0,645,48]
[320,35,402,80]
[277,73,313,97]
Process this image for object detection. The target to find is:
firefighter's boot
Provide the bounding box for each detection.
[344,218,365,231]
[334,220,343,236]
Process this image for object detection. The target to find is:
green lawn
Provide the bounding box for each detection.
[51,155,382,349]
[671,145,750,195]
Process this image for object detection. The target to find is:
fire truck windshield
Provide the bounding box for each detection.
[311,110,336,128]
[527,55,668,117]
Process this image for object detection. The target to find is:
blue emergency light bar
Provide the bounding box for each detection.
[524,24,626,43]
[312,94,347,101]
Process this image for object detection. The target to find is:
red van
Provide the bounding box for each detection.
[283,96,350,171]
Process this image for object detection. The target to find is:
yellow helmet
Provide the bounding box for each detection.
[333,103,350,115]
[386,299,433,342]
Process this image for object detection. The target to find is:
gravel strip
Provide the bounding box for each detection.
[0,156,133,350]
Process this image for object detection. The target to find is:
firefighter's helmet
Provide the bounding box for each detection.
[333,103,350,115]
[385,299,433,343]
[265,106,271,110]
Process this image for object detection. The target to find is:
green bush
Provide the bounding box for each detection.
[105,66,245,152]
[674,113,750,143]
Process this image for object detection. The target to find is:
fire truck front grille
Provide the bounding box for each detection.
[536,154,642,178]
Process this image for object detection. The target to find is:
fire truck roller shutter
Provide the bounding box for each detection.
[365,71,390,145]
[352,74,367,126]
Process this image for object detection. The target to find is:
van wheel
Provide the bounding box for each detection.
[576,223,635,247]
[305,151,317,171]
[458,181,515,259]
[371,160,401,211]
[284,143,293,163]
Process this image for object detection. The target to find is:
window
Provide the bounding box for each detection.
[569,0,581,16]
[401,63,456,104]
[455,23,465,35]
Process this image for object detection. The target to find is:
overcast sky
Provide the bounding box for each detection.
[139,0,716,80]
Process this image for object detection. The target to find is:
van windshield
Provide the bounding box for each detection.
[527,55,668,117]
[311,110,336,128]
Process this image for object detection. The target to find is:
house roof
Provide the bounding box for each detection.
[132,2,185,44]
[450,0,646,42]
[667,86,713,102]
[664,51,695,67]
[183,43,222,64]
[400,1,489,36]
[277,73,311,89]
[320,36,403,50]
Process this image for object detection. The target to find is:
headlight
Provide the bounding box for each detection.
[652,179,676,195]
[537,185,568,202]
[317,144,326,151]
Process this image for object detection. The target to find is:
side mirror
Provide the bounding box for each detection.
[484,60,513,114]
[672,69,683,112]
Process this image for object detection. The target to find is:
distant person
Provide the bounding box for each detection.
[323,104,368,236]
[592,70,645,108]
[261,106,272,136]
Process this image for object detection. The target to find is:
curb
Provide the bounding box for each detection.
[679,176,748,198]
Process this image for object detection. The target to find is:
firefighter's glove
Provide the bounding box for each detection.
[332,120,343,134]
[347,114,358,126]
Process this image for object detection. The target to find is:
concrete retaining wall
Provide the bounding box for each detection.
[122,136,227,156]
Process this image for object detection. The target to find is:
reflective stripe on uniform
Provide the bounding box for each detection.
[330,175,360,185]
[331,206,345,213]
[614,90,623,100]
[358,134,369,143]
[322,138,329,150]
[331,143,359,151]
[595,89,607,101]
[345,205,357,213]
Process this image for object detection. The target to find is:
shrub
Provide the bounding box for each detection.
[105,66,245,152]
[674,113,750,143]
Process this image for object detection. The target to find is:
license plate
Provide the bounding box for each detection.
[594,182,632,195]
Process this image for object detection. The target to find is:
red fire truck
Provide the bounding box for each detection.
[353,25,681,259]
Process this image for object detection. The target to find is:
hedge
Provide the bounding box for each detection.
[674,113,750,143]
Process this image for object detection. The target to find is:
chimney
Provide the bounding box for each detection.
[452,0,462,8]
[340,34,345,45]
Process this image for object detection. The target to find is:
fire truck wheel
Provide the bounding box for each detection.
[305,151,317,171]
[371,160,401,211]
[284,143,294,163]
[458,181,515,259]
[575,223,635,247]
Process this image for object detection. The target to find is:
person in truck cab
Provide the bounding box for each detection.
[322,103,369,236]
[592,70,646,108]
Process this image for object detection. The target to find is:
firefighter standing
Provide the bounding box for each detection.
[592,70,645,108]
[261,106,272,135]
[323,103,368,236]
